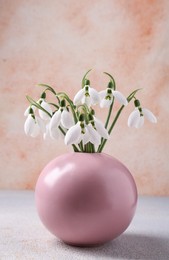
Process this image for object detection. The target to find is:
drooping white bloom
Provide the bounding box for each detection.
[64,118,108,147]
[99,89,128,108]
[142,108,157,123]
[43,123,58,140]
[73,85,100,106]
[64,122,82,145]
[61,110,74,128]
[86,124,101,147]
[94,116,109,139]
[49,108,74,139]
[39,100,52,120]
[128,108,157,128]
[24,114,45,137]
[65,122,101,146]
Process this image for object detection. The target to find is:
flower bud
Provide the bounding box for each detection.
[41,92,46,99]
[79,113,85,122]
[107,81,113,89]
[85,79,90,85]
[60,99,66,107]
[134,99,141,107]
[29,107,34,114]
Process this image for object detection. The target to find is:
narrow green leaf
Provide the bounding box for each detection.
[127,88,142,102]
[37,84,56,95]
[49,102,59,109]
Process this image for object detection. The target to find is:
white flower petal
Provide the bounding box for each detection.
[73,89,85,105]
[39,101,52,120]
[89,87,100,105]
[82,128,90,145]
[43,124,50,140]
[86,124,101,146]
[82,95,91,106]
[36,116,46,133]
[65,122,81,145]
[49,110,61,139]
[112,90,128,106]
[142,108,157,123]
[128,110,140,128]
[61,110,74,129]
[135,116,144,128]
[30,123,40,137]
[94,117,109,139]
[24,107,30,117]
[49,110,61,130]
[50,127,60,140]
[100,98,112,108]
[24,115,35,136]
[99,90,107,100]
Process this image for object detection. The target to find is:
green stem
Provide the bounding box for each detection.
[105,97,114,129]
[79,141,84,152]
[72,145,80,152]
[58,126,65,135]
[98,105,124,152]
[92,144,95,153]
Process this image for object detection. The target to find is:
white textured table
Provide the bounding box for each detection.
[0,191,169,260]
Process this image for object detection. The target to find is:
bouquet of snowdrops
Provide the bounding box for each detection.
[24,70,157,153]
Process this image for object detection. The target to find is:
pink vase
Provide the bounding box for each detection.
[35,152,137,246]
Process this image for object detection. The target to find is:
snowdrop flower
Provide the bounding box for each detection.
[24,114,45,137]
[128,99,157,128]
[85,124,101,147]
[73,85,100,106]
[64,121,101,146]
[49,106,74,140]
[38,100,52,120]
[44,121,64,141]
[64,114,109,147]
[99,88,128,108]
[64,122,82,145]
[93,116,109,139]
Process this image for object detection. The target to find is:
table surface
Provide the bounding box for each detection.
[0,191,169,260]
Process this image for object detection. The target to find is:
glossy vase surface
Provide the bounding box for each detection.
[35,152,137,246]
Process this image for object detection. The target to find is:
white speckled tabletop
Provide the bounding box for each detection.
[0,191,169,260]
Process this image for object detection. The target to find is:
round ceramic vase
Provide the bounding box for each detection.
[35,153,137,246]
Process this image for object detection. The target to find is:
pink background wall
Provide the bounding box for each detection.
[0,0,169,195]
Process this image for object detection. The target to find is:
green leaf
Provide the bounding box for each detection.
[48,102,59,109]
[82,69,92,88]
[127,88,142,102]
[37,84,56,95]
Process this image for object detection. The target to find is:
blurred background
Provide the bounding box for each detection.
[0,0,168,195]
